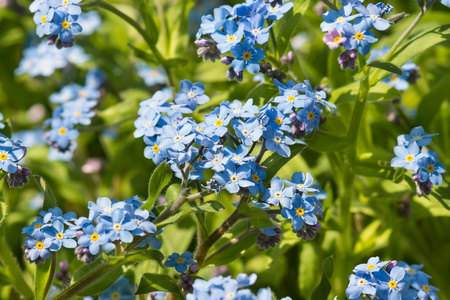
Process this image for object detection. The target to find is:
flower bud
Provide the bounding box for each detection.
[189,264,198,273]
[47,35,58,45]
[386,260,398,273]
[220,56,234,65]
[59,260,69,272]
[226,67,236,80]
[256,228,282,249]
[387,12,409,24]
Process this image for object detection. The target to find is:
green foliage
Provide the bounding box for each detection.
[311,256,334,300]
[32,176,57,210]
[141,162,172,211]
[136,273,182,295]
[157,201,225,228]
[34,254,55,300]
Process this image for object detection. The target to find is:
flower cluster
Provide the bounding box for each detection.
[0,133,31,188]
[321,0,394,70]
[345,256,439,300]
[368,47,420,91]
[195,0,293,80]
[30,0,84,48]
[15,41,89,77]
[44,69,104,160]
[136,63,167,87]
[390,126,446,197]
[22,196,160,264]
[186,273,292,300]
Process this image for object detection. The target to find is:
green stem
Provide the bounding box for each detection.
[0,236,34,299]
[321,0,339,10]
[269,25,278,58]
[82,0,175,92]
[42,253,57,300]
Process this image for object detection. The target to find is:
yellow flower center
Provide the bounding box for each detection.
[196,126,203,132]
[422,285,430,292]
[234,156,241,161]
[145,121,152,128]
[252,174,259,182]
[62,0,69,5]
[74,111,81,117]
[297,183,305,189]
[227,35,235,42]
[62,21,70,30]
[274,191,282,198]
[56,233,64,240]
[111,292,120,299]
[426,164,434,172]
[36,242,44,250]
[215,120,223,127]
[58,127,67,135]
[243,52,252,60]
[407,269,415,274]
[355,32,364,41]
[269,7,277,12]
[273,136,282,144]
[336,17,345,22]
[41,16,47,23]
[388,280,397,289]
[357,279,366,287]
[406,155,414,162]
[367,264,376,270]
[275,117,283,125]
[230,175,239,183]
[90,233,99,241]
[390,76,398,82]
[0,153,7,160]
[176,257,185,264]
[213,158,221,164]
[242,129,250,136]
[113,223,122,231]
[34,223,42,228]
[308,112,315,120]
[296,207,305,216]
[287,96,296,102]
[153,145,160,152]
[334,36,341,43]
[173,135,182,142]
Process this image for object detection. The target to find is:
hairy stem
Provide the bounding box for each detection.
[42,253,57,300]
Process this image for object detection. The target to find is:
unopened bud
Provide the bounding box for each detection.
[220,56,234,65]
[387,12,408,24]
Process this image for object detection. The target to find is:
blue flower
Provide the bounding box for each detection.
[203,106,232,137]
[248,162,267,195]
[397,262,431,282]
[50,11,82,42]
[213,162,254,193]
[0,112,4,129]
[356,3,391,31]
[49,84,80,104]
[226,99,259,119]
[174,80,210,110]
[383,74,409,91]
[439,0,450,7]
[99,277,135,300]
[296,100,323,134]
[211,20,244,53]
[397,126,438,147]
[342,19,378,55]
[200,147,231,172]
[29,0,50,13]
[139,91,170,115]
[143,136,170,165]
[284,172,318,194]
[281,194,317,231]
[197,6,231,38]
[22,217,47,236]
[160,123,195,152]
[42,219,77,250]
[375,267,410,300]
[224,145,255,165]
[354,256,389,274]
[47,118,79,150]
[87,197,126,220]
[236,273,257,287]
[262,176,294,207]
[25,231,52,261]
[61,98,96,125]
[78,11,102,35]
[0,139,26,173]
[137,228,163,249]
[300,80,336,111]
[265,2,294,21]
[274,89,306,114]
[265,108,291,132]
[134,110,161,138]
[165,251,196,273]
[320,4,357,32]
[390,141,421,172]
[33,7,54,37]
[136,63,166,86]
[234,0,266,19]
[232,118,263,147]
[99,208,137,243]
[346,273,377,299]
[77,223,110,255]
[242,14,273,45]
[263,127,295,157]
[411,276,439,300]
[417,151,446,185]
[50,0,82,15]
[231,39,265,74]
[39,207,77,225]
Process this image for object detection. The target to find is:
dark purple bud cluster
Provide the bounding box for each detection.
[338,50,358,71]
[75,246,98,264]
[256,227,282,249]
[195,39,221,63]
[7,166,32,188]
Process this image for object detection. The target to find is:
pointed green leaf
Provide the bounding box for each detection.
[127,43,159,65]
[238,205,276,229]
[136,273,181,295]
[106,250,165,267]
[34,254,55,300]
[33,176,57,210]
[157,201,225,228]
[310,255,334,300]
[393,167,405,184]
[0,196,6,227]
[141,162,172,211]
[138,0,158,45]
[262,144,306,183]
[368,61,403,76]
[330,81,400,105]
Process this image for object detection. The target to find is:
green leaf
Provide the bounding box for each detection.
[371,24,450,83]
[164,183,181,206]
[138,0,158,45]
[34,254,55,300]
[238,205,276,229]
[393,167,405,184]
[167,0,196,58]
[157,201,225,228]
[106,250,165,267]
[262,144,306,182]
[33,176,57,210]
[275,0,311,56]
[310,256,334,300]
[245,83,279,107]
[299,244,319,299]
[205,231,259,266]
[141,162,172,211]
[368,61,403,76]
[330,81,401,105]
[0,195,6,227]
[166,57,189,68]
[417,73,450,127]
[305,119,349,153]
[136,273,181,295]
[0,265,11,286]
[0,119,12,138]
[127,43,159,65]
[426,180,450,211]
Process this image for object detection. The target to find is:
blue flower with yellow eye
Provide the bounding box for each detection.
[296,100,322,134]
[0,139,26,173]
[50,0,82,15]
[214,162,254,194]
[99,277,135,300]
[211,20,244,53]
[50,11,82,42]
[417,151,446,185]
[165,251,196,273]
[281,194,317,231]
[33,7,54,37]
[390,141,421,172]
[342,19,378,55]
[47,118,79,151]
[231,39,265,74]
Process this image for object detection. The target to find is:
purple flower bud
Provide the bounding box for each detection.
[289,113,297,122]
[236,71,243,83]
[59,260,69,272]
[194,39,210,47]
[56,272,64,281]
[47,35,58,45]
[189,264,198,273]
[386,260,398,273]
[226,67,236,80]
[221,56,234,65]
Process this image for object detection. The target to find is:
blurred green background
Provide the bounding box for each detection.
[0,0,449,299]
